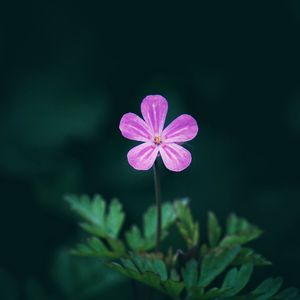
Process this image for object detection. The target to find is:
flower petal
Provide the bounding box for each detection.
[159,143,192,172]
[127,142,159,170]
[141,95,168,135]
[162,114,198,143]
[119,113,152,142]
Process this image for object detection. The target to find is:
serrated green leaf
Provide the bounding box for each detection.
[125,226,146,251]
[208,211,222,248]
[66,194,125,240]
[141,272,163,291]
[71,237,118,258]
[162,280,184,298]
[105,199,125,238]
[220,214,263,247]
[223,267,238,289]
[131,255,146,272]
[120,258,139,272]
[79,222,105,236]
[174,199,199,247]
[88,237,108,252]
[152,259,168,281]
[67,194,126,260]
[198,245,241,287]
[139,257,168,281]
[182,259,198,289]
[67,199,299,300]
[125,202,176,251]
[66,194,105,226]
[144,206,157,239]
[107,238,126,255]
[232,248,271,266]
[107,257,183,298]
[143,202,176,240]
[226,213,239,235]
[222,264,253,296]
[107,262,141,283]
[162,202,177,227]
[252,277,283,300]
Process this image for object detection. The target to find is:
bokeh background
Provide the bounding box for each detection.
[1,1,300,299]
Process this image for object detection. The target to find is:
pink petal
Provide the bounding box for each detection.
[141,95,168,135]
[119,113,152,142]
[162,114,198,143]
[159,143,192,172]
[127,142,159,170]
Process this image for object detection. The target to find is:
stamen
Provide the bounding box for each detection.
[154,135,162,145]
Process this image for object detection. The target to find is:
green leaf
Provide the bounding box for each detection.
[107,255,184,298]
[162,280,185,298]
[125,226,145,250]
[132,255,168,281]
[220,214,263,247]
[182,259,198,289]
[67,194,105,227]
[151,259,168,281]
[66,194,125,239]
[106,199,126,238]
[107,238,126,254]
[198,245,241,287]
[125,202,176,251]
[67,199,299,300]
[144,206,157,239]
[71,237,125,258]
[208,211,222,248]
[252,277,283,300]
[162,202,178,228]
[188,264,253,299]
[144,202,177,240]
[174,199,199,247]
[232,248,271,266]
[221,264,253,296]
[120,258,139,272]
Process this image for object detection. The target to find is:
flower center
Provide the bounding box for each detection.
[154,135,162,145]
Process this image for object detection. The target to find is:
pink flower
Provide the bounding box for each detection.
[119,95,198,172]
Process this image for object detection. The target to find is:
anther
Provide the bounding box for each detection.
[154,136,161,145]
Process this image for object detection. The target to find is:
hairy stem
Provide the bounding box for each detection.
[153,159,162,252]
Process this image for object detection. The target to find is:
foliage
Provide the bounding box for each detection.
[66,194,126,258]
[68,195,299,300]
[125,202,176,251]
[106,255,184,298]
[174,199,199,248]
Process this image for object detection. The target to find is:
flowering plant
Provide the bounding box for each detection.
[119,95,198,172]
[67,95,299,300]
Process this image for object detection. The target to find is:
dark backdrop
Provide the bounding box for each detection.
[1,1,300,299]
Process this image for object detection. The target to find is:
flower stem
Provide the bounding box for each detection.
[153,159,162,252]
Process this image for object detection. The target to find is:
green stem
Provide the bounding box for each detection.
[153,159,162,252]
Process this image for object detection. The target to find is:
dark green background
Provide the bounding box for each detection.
[1,1,300,299]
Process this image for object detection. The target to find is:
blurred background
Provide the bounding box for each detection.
[1,1,300,299]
